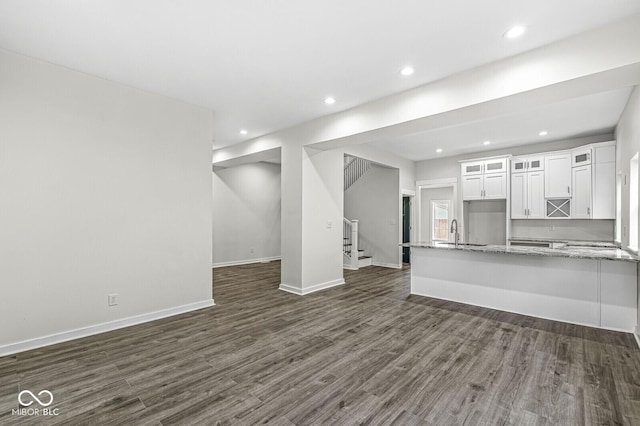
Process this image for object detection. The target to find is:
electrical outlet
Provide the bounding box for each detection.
[250,247,254,254]
[548,225,555,231]
[108,293,118,307]
[327,221,332,229]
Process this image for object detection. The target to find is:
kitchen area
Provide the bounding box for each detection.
[410,138,640,334]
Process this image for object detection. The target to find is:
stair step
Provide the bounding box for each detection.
[358,255,372,260]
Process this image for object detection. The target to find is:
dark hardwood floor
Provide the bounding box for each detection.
[2,262,640,425]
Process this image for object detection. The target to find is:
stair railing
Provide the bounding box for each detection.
[344,157,372,190]
[343,218,359,269]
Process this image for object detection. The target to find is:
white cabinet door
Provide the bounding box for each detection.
[484,158,507,174]
[511,158,527,174]
[572,165,592,218]
[511,173,527,218]
[545,154,572,198]
[572,148,592,167]
[461,161,484,176]
[462,175,483,200]
[527,156,544,172]
[483,173,507,199]
[528,171,545,218]
[593,161,615,219]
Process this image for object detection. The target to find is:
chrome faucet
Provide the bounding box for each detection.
[450,219,459,248]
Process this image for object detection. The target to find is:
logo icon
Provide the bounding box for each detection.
[18,390,53,407]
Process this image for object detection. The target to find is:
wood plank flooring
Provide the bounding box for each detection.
[2,262,640,424]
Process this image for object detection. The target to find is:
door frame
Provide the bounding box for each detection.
[416,178,458,243]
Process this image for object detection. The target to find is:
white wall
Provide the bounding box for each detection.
[212,162,281,267]
[345,164,400,267]
[616,86,640,250]
[0,49,213,352]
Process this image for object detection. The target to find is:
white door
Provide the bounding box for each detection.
[511,173,527,218]
[572,165,592,218]
[527,171,545,219]
[462,175,483,200]
[545,154,572,198]
[483,173,507,199]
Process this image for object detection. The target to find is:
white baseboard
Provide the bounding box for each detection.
[373,261,402,269]
[343,266,358,270]
[213,256,281,268]
[279,278,345,296]
[635,327,640,349]
[0,299,215,357]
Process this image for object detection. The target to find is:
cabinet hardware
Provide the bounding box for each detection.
[587,207,590,215]
[567,186,570,194]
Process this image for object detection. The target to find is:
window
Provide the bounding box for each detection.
[629,154,638,252]
[431,200,450,241]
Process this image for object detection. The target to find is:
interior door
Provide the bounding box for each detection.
[402,196,411,263]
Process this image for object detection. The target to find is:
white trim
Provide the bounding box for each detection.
[213,256,281,268]
[416,178,458,243]
[372,262,402,269]
[634,327,640,349]
[343,265,358,270]
[0,299,215,357]
[279,278,345,296]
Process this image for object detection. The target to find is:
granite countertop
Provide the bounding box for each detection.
[509,237,620,248]
[407,241,639,263]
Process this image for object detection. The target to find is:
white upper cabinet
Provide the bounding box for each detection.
[462,175,484,200]
[483,173,507,199]
[527,171,545,219]
[511,156,544,174]
[511,173,527,218]
[545,153,572,198]
[592,144,616,219]
[461,160,484,176]
[572,148,592,167]
[511,168,544,219]
[483,158,508,174]
[572,165,592,218]
[461,157,508,200]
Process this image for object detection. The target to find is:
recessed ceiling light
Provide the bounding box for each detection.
[324,97,336,105]
[483,140,491,145]
[400,66,414,76]
[436,148,443,153]
[240,129,248,135]
[504,26,526,39]
[539,130,548,136]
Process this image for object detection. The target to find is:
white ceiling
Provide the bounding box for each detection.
[371,87,634,161]
[1,1,639,151]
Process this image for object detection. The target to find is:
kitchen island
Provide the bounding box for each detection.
[410,242,639,332]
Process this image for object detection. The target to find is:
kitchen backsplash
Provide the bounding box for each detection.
[511,219,615,242]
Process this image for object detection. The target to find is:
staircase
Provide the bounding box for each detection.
[344,155,372,190]
[343,218,372,269]
[343,155,374,269]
